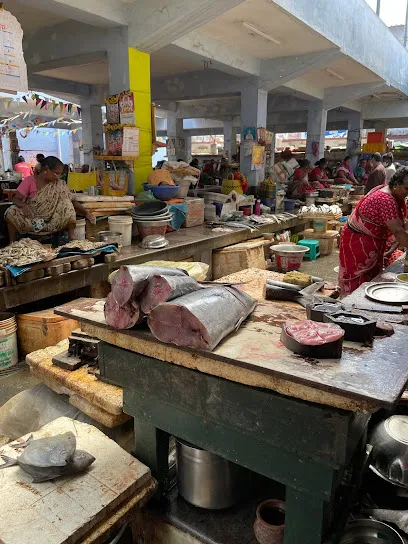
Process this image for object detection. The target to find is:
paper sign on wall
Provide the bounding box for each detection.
[0,9,28,93]
[122,126,139,157]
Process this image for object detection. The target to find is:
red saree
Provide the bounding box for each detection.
[339,185,407,296]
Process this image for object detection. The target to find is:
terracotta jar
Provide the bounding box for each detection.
[253,499,286,544]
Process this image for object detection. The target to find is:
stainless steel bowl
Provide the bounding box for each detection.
[340,519,404,543]
[369,415,408,488]
[98,231,123,246]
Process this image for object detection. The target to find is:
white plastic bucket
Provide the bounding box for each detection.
[74,218,86,240]
[108,215,133,246]
[176,178,192,198]
[0,313,18,370]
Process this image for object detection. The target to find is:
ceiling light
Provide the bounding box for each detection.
[325,68,345,81]
[242,22,281,45]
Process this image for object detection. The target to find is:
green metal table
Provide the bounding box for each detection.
[56,298,408,544]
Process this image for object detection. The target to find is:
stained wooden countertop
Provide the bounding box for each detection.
[56,297,408,413]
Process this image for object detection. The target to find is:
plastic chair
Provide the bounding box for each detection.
[299,239,320,260]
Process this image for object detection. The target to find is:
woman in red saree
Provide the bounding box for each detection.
[334,156,358,185]
[309,158,330,187]
[338,167,408,296]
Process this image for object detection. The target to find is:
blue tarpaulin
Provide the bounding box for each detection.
[6,244,119,277]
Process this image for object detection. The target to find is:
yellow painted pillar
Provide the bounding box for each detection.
[128,48,152,193]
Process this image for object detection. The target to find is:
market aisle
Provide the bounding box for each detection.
[299,249,340,285]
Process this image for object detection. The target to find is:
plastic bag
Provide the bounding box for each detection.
[108,260,210,284]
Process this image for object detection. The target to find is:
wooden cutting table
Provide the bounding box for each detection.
[55,297,408,544]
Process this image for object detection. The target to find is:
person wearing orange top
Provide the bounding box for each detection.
[13,156,33,180]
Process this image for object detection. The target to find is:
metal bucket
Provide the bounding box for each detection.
[176,439,247,510]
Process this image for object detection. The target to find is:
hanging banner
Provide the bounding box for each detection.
[0,8,28,93]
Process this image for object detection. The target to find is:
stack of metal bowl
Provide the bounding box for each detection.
[131,202,172,239]
[369,415,408,489]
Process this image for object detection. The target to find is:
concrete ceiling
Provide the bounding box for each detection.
[297,57,381,89]
[198,0,333,59]
[151,46,207,77]
[37,61,109,85]
[5,0,67,36]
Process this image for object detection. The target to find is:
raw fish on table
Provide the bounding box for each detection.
[104,292,142,329]
[140,274,203,314]
[111,265,188,307]
[284,320,344,345]
[148,286,257,351]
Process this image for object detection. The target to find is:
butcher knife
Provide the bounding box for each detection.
[345,303,408,314]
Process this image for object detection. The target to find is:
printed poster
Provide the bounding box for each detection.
[119,91,136,125]
[243,126,256,156]
[0,9,27,92]
[251,145,265,171]
[122,127,140,157]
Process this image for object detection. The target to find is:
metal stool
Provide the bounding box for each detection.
[299,239,320,260]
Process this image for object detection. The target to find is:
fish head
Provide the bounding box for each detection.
[72,450,96,470]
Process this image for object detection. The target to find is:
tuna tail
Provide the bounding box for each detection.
[10,435,33,449]
[0,455,18,469]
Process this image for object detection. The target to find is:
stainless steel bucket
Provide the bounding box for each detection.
[176,439,246,510]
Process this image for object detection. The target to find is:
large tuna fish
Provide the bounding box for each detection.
[140,274,203,314]
[111,265,188,307]
[148,286,256,351]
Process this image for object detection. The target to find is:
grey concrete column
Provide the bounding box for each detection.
[346,111,363,170]
[107,28,130,95]
[306,100,327,163]
[373,121,387,138]
[240,82,268,187]
[72,131,82,167]
[81,98,104,164]
[231,127,237,159]
[223,119,233,160]
[167,114,185,161]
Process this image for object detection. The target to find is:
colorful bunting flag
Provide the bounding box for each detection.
[68,104,72,114]
[40,100,47,109]
[22,95,27,103]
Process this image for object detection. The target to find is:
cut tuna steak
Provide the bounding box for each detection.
[104,292,141,329]
[111,265,188,307]
[148,286,256,351]
[285,320,344,345]
[140,275,203,314]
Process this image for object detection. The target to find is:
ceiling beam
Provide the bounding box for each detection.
[260,49,342,91]
[324,82,387,110]
[127,0,248,53]
[30,52,107,75]
[15,0,127,28]
[172,31,261,78]
[361,99,408,120]
[28,74,92,98]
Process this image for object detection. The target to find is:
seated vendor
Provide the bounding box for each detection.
[333,156,358,185]
[13,156,33,180]
[289,159,315,198]
[309,158,330,187]
[5,156,95,243]
[355,158,369,185]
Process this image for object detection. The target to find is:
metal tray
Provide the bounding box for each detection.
[365,282,408,304]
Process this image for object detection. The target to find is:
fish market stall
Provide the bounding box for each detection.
[0,217,307,311]
[54,265,408,544]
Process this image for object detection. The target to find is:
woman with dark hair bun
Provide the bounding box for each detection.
[5,155,95,242]
[339,166,408,295]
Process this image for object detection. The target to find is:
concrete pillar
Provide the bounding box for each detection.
[167,114,185,161]
[373,121,388,141]
[184,133,192,164]
[107,28,130,95]
[346,111,363,170]
[306,100,327,163]
[231,127,237,159]
[72,130,82,167]
[223,119,233,161]
[80,97,104,164]
[240,82,268,187]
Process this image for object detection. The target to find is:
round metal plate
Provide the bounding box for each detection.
[365,282,408,304]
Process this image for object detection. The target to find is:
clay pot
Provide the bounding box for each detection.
[253,499,286,544]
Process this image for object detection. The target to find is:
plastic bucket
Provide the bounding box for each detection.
[284,199,296,211]
[270,244,309,272]
[74,218,86,240]
[176,178,192,198]
[108,215,133,246]
[0,312,18,370]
